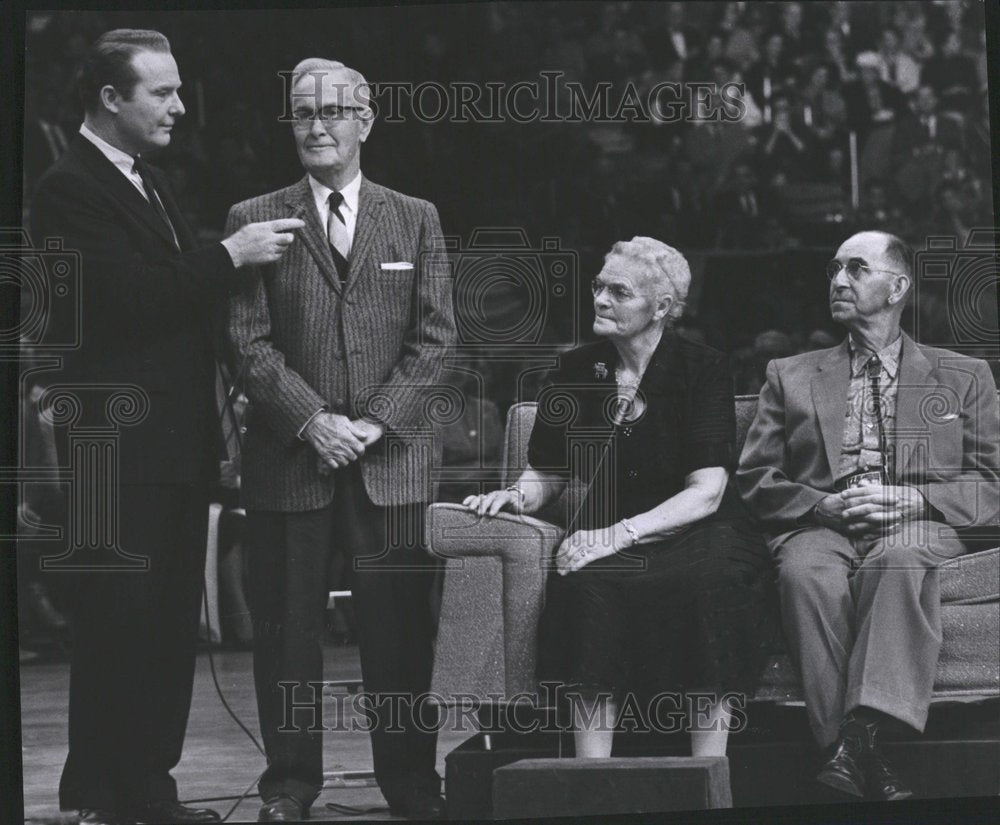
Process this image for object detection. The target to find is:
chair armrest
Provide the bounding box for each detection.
[426,503,565,700]
[425,502,565,564]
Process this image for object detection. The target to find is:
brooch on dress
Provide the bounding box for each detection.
[593,361,608,380]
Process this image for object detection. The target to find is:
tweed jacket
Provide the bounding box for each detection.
[736,332,1000,548]
[226,175,455,511]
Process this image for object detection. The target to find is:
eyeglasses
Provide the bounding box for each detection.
[290,105,368,127]
[591,278,636,303]
[825,259,904,281]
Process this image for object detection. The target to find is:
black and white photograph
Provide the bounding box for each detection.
[2,1,998,823]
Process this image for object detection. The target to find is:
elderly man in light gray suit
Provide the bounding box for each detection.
[227,59,454,822]
[737,231,999,801]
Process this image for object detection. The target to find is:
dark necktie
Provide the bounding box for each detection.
[327,191,350,281]
[866,356,891,480]
[132,157,179,248]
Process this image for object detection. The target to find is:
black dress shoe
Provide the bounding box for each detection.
[258,794,308,822]
[388,791,446,820]
[128,801,221,823]
[816,728,868,797]
[865,748,914,801]
[78,810,133,825]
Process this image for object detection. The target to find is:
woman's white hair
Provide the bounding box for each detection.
[604,236,691,323]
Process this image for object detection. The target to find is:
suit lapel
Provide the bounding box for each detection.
[893,333,935,480]
[811,340,850,483]
[150,165,193,251]
[343,176,385,296]
[72,137,179,250]
[283,176,342,294]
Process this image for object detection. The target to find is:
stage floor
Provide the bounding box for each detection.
[20,644,470,822]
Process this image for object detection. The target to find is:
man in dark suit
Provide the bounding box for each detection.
[226,59,455,821]
[30,29,304,825]
[737,231,999,800]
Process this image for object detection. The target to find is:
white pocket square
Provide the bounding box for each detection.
[380,262,414,270]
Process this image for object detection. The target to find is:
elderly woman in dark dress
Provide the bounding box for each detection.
[465,236,773,758]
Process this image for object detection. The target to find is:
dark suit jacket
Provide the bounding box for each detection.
[226,176,455,511]
[736,334,1000,548]
[30,134,236,485]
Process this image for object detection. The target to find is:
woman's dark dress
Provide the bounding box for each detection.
[529,332,774,697]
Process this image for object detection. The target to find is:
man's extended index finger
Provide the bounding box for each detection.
[267,218,306,231]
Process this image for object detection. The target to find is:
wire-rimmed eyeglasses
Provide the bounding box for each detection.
[825,259,905,281]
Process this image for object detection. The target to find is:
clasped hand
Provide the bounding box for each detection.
[815,484,926,540]
[304,413,383,474]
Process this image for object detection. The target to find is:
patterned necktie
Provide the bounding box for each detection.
[132,157,179,249]
[327,191,350,281]
[866,355,890,479]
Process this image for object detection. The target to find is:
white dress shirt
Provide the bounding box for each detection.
[308,171,361,250]
[79,123,149,200]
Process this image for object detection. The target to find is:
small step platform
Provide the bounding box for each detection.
[492,756,731,819]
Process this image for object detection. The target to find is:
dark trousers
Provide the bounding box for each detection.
[247,465,440,808]
[58,483,209,812]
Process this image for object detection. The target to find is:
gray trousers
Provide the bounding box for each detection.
[773,520,965,747]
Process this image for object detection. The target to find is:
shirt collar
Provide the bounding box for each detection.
[308,171,362,217]
[79,123,140,178]
[848,333,902,379]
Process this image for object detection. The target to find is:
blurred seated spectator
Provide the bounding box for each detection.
[823,0,874,63]
[746,31,795,114]
[876,28,921,94]
[892,3,935,63]
[893,85,965,158]
[732,329,796,394]
[758,95,814,180]
[657,1,703,66]
[682,112,756,214]
[805,328,839,350]
[921,29,979,115]
[820,25,857,85]
[922,178,987,242]
[856,179,906,234]
[777,1,815,71]
[843,51,906,135]
[720,2,757,73]
[23,81,71,199]
[712,161,773,249]
[798,62,848,150]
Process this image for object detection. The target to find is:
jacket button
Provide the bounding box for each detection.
[626,469,639,479]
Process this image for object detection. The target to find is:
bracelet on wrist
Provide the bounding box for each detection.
[505,485,526,506]
[619,517,640,548]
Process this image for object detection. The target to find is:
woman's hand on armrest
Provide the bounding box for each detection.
[462,465,564,517]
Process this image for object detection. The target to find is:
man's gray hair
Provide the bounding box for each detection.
[605,236,691,323]
[289,58,372,111]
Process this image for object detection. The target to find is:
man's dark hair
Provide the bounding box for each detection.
[77,29,171,114]
[882,232,914,280]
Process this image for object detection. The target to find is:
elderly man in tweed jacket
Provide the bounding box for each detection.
[227,59,455,822]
